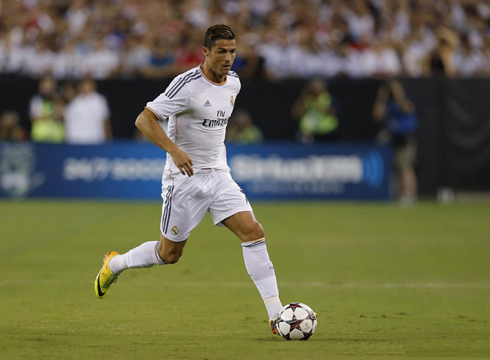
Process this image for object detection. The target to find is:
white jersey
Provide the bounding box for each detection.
[146,65,240,185]
[64,92,110,144]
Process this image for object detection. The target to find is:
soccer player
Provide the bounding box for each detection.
[94,24,283,334]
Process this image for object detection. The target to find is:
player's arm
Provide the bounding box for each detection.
[372,85,388,122]
[390,81,415,113]
[104,118,112,140]
[135,108,194,176]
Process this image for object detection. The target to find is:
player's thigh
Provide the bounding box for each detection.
[209,172,262,242]
[160,179,209,242]
[209,173,252,226]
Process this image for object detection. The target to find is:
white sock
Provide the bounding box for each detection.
[242,239,283,319]
[110,241,164,275]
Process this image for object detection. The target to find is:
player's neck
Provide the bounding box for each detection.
[200,63,226,84]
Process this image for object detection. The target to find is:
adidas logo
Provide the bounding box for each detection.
[204,100,212,107]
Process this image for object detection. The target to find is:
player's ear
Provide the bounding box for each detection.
[202,46,209,57]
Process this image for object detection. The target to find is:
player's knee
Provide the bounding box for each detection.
[164,254,181,264]
[243,221,265,242]
[158,249,182,265]
[162,252,181,264]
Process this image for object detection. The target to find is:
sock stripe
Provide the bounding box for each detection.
[242,239,266,248]
[153,241,165,265]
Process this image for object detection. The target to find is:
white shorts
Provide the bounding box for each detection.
[160,169,253,242]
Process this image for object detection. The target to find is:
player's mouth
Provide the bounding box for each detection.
[222,64,231,70]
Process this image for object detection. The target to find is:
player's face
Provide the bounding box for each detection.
[204,39,236,78]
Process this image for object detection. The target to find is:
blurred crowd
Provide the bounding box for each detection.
[1,0,490,80]
[14,75,112,144]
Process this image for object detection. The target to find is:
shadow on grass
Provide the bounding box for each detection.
[253,337,395,343]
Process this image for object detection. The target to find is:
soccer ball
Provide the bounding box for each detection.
[276,302,317,340]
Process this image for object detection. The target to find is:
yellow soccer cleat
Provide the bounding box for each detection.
[94,251,119,299]
[269,319,279,335]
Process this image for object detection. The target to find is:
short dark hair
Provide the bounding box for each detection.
[204,24,235,49]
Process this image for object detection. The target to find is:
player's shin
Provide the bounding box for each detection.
[241,239,283,320]
[110,241,165,275]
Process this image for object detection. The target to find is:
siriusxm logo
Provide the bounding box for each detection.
[232,155,362,183]
[231,152,385,189]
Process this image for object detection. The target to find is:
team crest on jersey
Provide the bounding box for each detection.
[171,225,179,235]
[230,95,234,107]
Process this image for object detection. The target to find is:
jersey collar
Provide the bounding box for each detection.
[198,64,227,86]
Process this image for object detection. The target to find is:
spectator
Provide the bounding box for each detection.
[4,34,31,76]
[372,80,418,204]
[226,110,263,144]
[0,111,26,141]
[344,0,375,42]
[335,42,364,78]
[1,0,490,80]
[424,27,459,77]
[53,40,84,80]
[141,38,176,78]
[453,37,486,77]
[61,82,78,104]
[0,34,8,73]
[64,78,112,144]
[292,79,339,144]
[231,41,263,79]
[29,75,64,143]
[402,27,436,77]
[83,38,120,79]
[65,0,91,36]
[120,35,152,78]
[174,32,205,74]
[23,38,55,78]
[259,33,293,80]
[362,40,402,77]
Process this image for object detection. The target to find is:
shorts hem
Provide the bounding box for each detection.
[213,206,253,227]
[159,230,188,242]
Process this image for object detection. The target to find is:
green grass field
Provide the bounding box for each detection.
[1,200,489,359]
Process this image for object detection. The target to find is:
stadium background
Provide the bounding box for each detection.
[1,0,490,359]
[1,0,490,199]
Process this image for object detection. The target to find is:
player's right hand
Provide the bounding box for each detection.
[171,148,194,176]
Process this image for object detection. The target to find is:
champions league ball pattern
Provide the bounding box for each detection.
[276,302,317,340]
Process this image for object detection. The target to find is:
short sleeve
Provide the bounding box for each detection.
[29,96,42,119]
[228,71,241,95]
[146,75,191,121]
